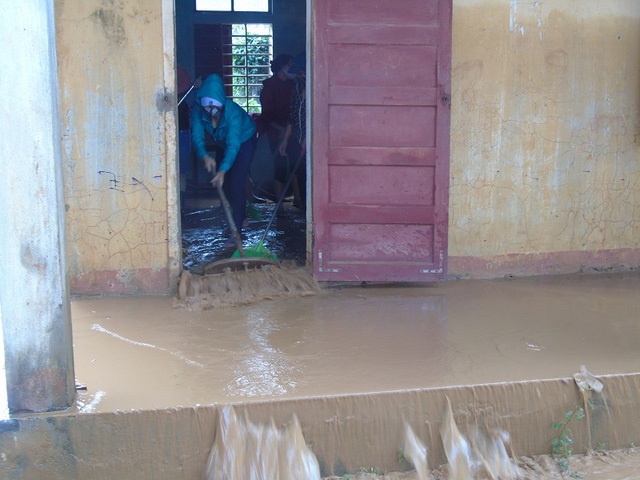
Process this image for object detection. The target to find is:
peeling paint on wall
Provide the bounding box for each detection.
[55,0,174,292]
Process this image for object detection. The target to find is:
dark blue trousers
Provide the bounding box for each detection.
[218,134,257,234]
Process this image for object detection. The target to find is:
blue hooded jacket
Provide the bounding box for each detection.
[192,74,256,172]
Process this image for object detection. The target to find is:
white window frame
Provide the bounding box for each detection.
[195,0,270,13]
[222,23,272,114]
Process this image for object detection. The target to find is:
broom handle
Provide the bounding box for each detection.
[259,151,304,245]
[216,183,246,257]
[177,85,194,106]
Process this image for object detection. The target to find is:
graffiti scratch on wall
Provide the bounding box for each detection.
[98,170,162,201]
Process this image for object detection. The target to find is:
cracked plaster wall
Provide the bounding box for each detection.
[55,0,640,291]
[449,0,640,275]
[55,0,176,293]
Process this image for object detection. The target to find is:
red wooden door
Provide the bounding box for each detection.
[312,0,452,282]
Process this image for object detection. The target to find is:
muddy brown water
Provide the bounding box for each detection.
[66,271,640,478]
[72,271,640,410]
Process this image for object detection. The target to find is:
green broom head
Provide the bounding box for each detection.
[231,241,278,261]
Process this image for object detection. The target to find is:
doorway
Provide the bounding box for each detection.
[175,0,308,274]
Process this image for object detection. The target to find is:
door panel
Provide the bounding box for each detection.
[327,224,434,260]
[313,0,451,282]
[329,166,435,205]
[330,45,437,87]
[327,0,438,24]
[331,106,435,147]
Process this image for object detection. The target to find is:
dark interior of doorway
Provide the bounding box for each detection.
[176,6,307,274]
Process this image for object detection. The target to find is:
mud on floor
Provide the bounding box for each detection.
[181,194,307,274]
[324,448,640,480]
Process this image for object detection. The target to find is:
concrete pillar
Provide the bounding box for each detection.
[0,2,75,413]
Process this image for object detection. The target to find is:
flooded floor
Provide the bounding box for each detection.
[181,186,307,274]
[6,270,634,479]
[71,270,640,413]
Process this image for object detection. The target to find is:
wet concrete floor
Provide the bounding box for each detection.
[181,187,307,273]
[70,270,640,414]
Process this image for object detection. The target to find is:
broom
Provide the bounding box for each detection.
[175,159,321,310]
[231,151,304,261]
[176,264,321,310]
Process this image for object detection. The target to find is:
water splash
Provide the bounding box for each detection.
[467,427,520,479]
[77,390,106,413]
[403,398,520,480]
[573,365,603,394]
[440,398,475,479]
[403,422,431,480]
[440,398,520,479]
[206,405,321,480]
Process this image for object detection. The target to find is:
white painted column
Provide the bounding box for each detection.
[0,1,75,413]
[163,0,183,291]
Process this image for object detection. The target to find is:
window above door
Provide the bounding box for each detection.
[195,0,270,13]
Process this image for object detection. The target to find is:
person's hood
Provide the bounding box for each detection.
[196,74,227,106]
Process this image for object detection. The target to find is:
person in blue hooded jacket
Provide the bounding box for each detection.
[192,74,257,239]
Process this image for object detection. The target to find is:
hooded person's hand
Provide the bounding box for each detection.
[203,155,223,186]
[203,155,216,173]
[212,170,225,188]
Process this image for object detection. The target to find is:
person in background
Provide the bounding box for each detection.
[278,52,307,211]
[191,74,257,244]
[259,54,299,210]
[260,54,294,153]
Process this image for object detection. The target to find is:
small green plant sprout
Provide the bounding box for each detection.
[552,405,586,478]
[358,466,380,476]
[551,365,603,478]
[552,405,585,458]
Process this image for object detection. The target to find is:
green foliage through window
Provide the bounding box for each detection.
[223,24,272,114]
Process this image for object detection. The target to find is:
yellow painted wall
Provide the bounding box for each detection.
[55,0,179,293]
[449,1,640,276]
[54,0,639,292]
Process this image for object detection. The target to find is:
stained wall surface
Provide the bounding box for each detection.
[449,1,640,277]
[54,0,640,294]
[55,0,179,294]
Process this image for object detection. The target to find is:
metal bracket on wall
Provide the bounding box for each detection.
[420,250,445,274]
[317,250,341,273]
